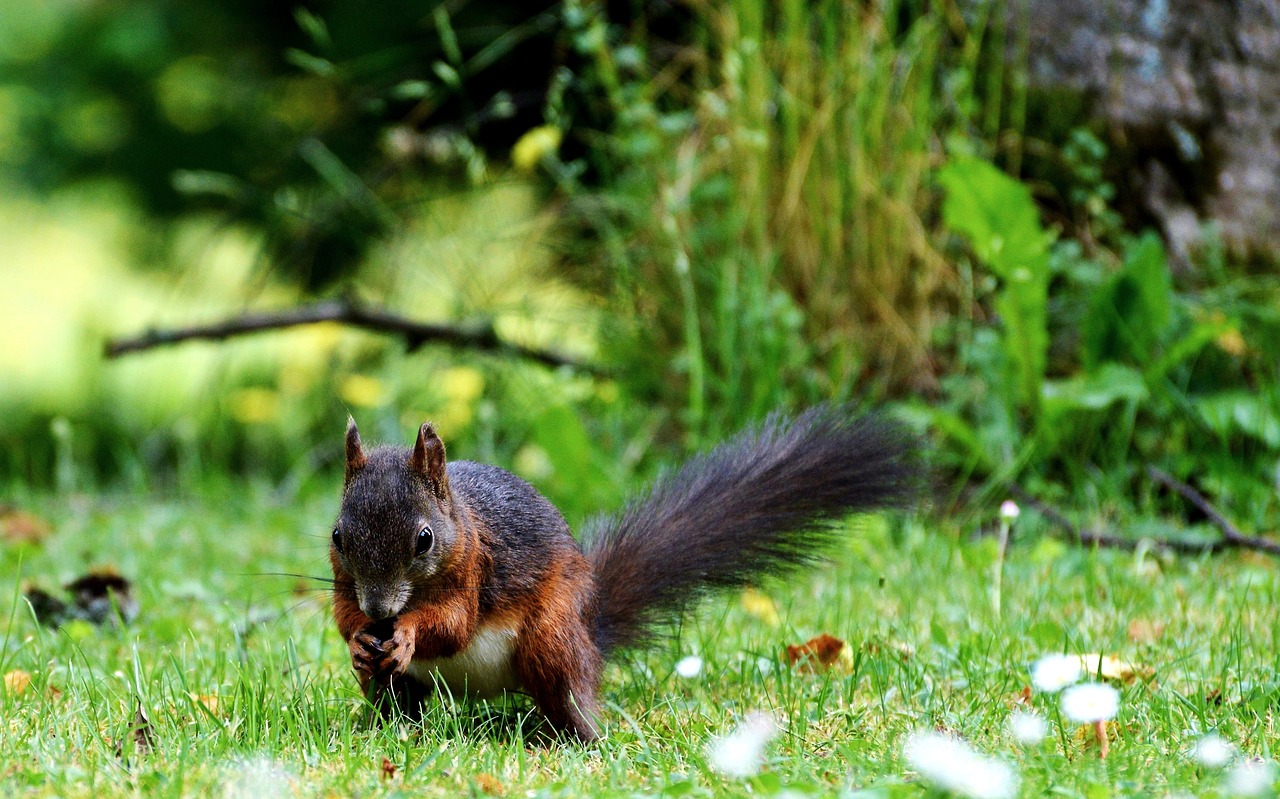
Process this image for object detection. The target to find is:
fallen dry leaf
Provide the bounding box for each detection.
[475,773,505,795]
[786,633,849,672]
[1078,653,1153,684]
[188,693,219,715]
[740,588,780,627]
[380,757,397,781]
[1127,618,1167,644]
[116,705,155,761]
[3,670,31,695]
[0,508,51,545]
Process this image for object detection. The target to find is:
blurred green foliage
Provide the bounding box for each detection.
[923,153,1280,522]
[0,0,566,286]
[2,0,1279,533]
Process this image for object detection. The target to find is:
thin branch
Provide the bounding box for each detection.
[1008,476,1280,558]
[1005,484,1215,555]
[1146,466,1280,556]
[103,300,607,375]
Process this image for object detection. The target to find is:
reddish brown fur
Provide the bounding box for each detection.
[511,549,602,741]
[332,406,918,743]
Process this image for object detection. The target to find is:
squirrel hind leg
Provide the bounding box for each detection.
[516,639,603,743]
[513,588,604,743]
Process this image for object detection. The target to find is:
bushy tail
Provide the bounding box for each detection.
[583,404,921,656]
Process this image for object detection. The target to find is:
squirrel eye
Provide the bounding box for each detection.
[331,527,343,554]
[416,525,434,556]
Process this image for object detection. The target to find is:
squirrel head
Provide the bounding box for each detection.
[332,417,459,620]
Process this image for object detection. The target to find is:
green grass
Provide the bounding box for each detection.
[1,483,1277,797]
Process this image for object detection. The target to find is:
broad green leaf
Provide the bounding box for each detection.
[1193,391,1280,447]
[937,157,1054,279]
[1042,363,1149,414]
[939,157,1053,413]
[1083,232,1173,368]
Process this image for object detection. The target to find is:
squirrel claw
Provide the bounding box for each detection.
[350,631,390,676]
[368,625,414,683]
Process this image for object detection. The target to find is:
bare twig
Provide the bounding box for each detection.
[1008,475,1280,557]
[1146,466,1280,556]
[103,300,607,375]
[1006,485,1212,555]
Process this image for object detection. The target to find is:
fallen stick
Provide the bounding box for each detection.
[1145,466,1280,556]
[1004,483,1279,556]
[103,299,606,375]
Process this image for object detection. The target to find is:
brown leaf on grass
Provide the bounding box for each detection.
[475,774,505,796]
[1126,618,1167,644]
[1011,686,1033,706]
[116,705,155,761]
[0,508,51,545]
[3,670,31,695]
[188,693,219,715]
[1078,653,1153,684]
[786,634,849,672]
[380,757,397,781]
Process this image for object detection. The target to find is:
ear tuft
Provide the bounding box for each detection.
[345,417,367,480]
[409,422,448,497]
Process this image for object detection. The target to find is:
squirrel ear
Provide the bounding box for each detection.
[345,417,367,479]
[409,421,448,497]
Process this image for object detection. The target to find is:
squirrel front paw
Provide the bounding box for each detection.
[351,620,416,684]
[375,622,417,680]
[349,630,386,678]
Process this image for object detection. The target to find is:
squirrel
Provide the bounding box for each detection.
[330,405,919,742]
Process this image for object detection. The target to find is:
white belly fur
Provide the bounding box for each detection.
[404,623,521,699]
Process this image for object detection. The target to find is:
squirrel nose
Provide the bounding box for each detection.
[358,587,403,620]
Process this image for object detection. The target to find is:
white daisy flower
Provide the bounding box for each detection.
[903,730,1019,799]
[1008,711,1048,745]
[675,655,703,679]
[1225,758,1276,797]
[708,712,779,778]
[1060,682,1120,723]
[221,757,294,799]
[1193,733,1235,768]
[1031,654,1083,693]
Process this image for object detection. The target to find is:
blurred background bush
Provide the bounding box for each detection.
[3,0,1278,529]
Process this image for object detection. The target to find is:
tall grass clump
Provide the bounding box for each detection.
[558,0,971,441]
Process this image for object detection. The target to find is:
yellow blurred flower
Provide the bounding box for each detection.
[1216,327,1246,357]
[511,125,562,172]
[339,374,387,408]
[433,402,475,436]
[514,444,553,481]
[441,366,485,403]
[229,387,280,424]
[740,587,781,627]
